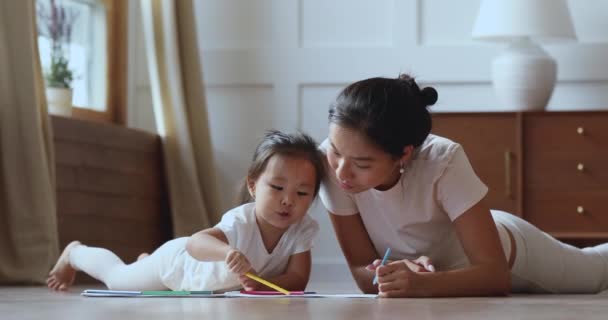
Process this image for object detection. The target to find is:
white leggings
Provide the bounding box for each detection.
[492,210,608,293]
[69,239,183,291]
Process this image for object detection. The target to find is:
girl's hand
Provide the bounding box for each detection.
[412,256,436,272]
[376,260,422,298]
[366,256,435,273]
[238,273,261,291]
[225,249,252,275]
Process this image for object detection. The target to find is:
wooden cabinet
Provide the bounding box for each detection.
[432,111,608,246]
[432,113,522,215]
[523,112,608,244]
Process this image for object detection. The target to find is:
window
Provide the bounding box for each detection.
[36,0,127,124]
[37,0,106,109]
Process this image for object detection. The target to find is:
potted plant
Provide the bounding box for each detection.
[36,0,78,116]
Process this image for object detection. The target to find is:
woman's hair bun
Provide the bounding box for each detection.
[421,87,438,106]
[398,73,413,81]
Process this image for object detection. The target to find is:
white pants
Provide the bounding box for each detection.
[492,210,608,293]
[69,238,186,290]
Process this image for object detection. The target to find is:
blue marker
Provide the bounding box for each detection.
[372,248,391,285]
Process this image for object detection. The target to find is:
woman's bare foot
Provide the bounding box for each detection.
[137,253,150,261]
[46,241,81,291]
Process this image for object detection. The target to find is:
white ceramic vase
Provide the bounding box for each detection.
[46,87,73,116]
[492,38,557,111]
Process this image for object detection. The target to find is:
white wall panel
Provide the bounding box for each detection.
[569,0,608,43]
[299,0,395,48]
[547,81,608,110]
[299,85,344,141]
[206,85,277,211]
[300,85,353,278]
[307,199,348,264]
[426,82,498,112]
[127,0,608,285]
[427,81,608,112]
[419,0,480,45]
[196,0,278,49]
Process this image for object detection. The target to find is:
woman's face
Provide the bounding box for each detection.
[327,124,402,193]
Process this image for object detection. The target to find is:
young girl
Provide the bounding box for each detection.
[319,74,608,297]
[47,130,325,292]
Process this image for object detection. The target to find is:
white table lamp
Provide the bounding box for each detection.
[472,0,576,111]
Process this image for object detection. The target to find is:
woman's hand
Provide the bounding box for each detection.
[366,256,435,273]
[225,249,252,275]
[376,260,422,298]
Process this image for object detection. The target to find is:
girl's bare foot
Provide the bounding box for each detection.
[46,241,81,291]
[137,253,150,261]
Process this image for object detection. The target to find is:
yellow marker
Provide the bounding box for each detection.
[245,272,290,295]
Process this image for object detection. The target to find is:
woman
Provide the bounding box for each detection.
[318,74,608,297]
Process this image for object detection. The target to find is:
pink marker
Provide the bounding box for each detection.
[240,290,314,295]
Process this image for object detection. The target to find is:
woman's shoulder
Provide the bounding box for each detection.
[415,134,462,163]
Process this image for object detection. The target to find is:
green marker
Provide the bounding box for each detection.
[141,290,214,296]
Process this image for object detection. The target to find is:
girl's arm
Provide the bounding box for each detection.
[329,212,379,294]
[186,227,231,261]
[377,199,511,297]
[187,228,253,275]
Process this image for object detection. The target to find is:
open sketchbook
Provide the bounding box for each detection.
[81,289,377,299]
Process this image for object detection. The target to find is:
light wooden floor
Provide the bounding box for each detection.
[2,284,608,320]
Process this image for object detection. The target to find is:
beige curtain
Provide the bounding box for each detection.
[140,0,220,236]
[0,0,59,284]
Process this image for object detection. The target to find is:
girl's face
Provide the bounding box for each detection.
[327,124,402,193]
[248,154,316,231]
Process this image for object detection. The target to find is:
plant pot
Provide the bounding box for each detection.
[46,87,73,116]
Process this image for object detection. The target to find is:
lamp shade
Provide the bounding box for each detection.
[472,0,576,42]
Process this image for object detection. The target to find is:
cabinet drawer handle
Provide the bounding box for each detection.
[577,127,585,135]
[577,206,585,215]
[577,163,585,172]
[504,150,512,199]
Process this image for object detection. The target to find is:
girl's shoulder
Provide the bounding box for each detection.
[297,214,319,231]
[286,214,320,243]
[218,202,256,225]
[283,214,319,237]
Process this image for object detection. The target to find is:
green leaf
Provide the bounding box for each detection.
[45,55,73,89]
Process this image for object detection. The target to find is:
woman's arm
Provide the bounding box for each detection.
[329,212,380,293]
[186,227,231,261]
[377,199,511,297]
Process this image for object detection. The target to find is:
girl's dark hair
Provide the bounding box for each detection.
[236,130,326,205]
[328,74,438,157]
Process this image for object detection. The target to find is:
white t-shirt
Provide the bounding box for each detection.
[319,134,488,270]
[160,202,319,291]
